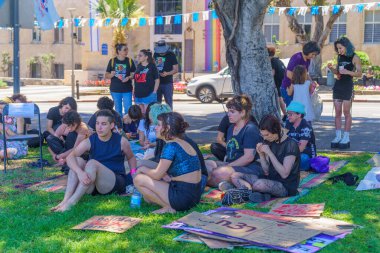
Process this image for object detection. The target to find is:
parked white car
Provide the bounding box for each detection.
[186,58,290,103]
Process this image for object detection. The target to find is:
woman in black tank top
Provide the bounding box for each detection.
[327,37,362,149]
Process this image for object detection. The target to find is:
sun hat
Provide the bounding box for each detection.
[154,40,170,54]
[287,101,306,115]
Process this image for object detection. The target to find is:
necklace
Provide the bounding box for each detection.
[233,119,248,135]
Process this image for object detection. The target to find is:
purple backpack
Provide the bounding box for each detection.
[310,156,330,173]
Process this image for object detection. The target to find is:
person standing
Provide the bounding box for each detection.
[327,37,362,149]
[280,41,320,107]
[134,49,159,113]
[105,43,136,116]
[154,40,179,109]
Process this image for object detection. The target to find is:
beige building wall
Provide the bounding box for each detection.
[0,0,379,82]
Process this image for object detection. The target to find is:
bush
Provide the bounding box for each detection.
[356,51,371,66]
[0,80,7,88]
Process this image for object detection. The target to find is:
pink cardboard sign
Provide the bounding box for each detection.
[270,203,325,217]
[72,216,141,233]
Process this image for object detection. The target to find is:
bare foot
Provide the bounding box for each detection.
[152,206,176,214]
[54,202,74,212]
[50,201,66,212]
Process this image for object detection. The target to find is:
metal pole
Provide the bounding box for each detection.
[70,10,75,98]
[12,0,20,94]
[192,29,195,78]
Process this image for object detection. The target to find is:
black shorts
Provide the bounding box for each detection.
[168,181,202,211]
[92,172,133,196]
[233,162,264,177]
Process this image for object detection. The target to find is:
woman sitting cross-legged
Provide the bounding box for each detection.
[225,115,301,204]
[133,112,202,214]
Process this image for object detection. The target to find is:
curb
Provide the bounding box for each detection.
[322,99,380,103]
[30,98,198,103]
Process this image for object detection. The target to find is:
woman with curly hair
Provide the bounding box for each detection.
[327,37,362,149]
[134,112,202,214]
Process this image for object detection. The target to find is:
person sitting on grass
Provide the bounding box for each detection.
[227,115,300,203]
[87,96,123,134]
[0,97,28,160]
[43,96,77,140]
[47,111,90,174]
[285,101,317,171]
[133,112,202,214]
[51,109,137,212]
[138,103,171,153]
[123,105,143,140]
[206,95,263,189]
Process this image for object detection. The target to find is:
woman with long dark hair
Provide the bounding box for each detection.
[134,112,202,214]
[105,43,136,116]
[327,37,362,149]
[134,49,160,113]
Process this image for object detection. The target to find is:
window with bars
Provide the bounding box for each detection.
[54,64,65,79]
[32,26,42,42]
[364,10,380,43]
[296,13,312,43]
[329,13,347,43]
[154,0,182,35]
[76,27,82,43]
[263,14,280,44]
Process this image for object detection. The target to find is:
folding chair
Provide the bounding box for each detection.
[1,103,43,173]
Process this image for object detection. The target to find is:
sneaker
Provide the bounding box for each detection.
[338,133,350,149]
[218,181,235,192]
[331,130,342,149]
[221,188,252,206]
[248,192,271,203]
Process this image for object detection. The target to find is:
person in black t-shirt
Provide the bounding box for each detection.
[211,114,258,161]
[44,97,77,140]
[230,115,300,200]
[105,43,136,116]
[134,49,159,113]
[206,95,263,188]
[87,96,122,133]
[154,40,179,109]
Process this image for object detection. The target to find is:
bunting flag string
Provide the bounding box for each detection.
[50,2,380,29]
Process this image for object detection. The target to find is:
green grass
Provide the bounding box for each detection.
[0,147,379,253]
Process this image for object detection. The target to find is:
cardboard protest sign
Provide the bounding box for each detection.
[178,212,321,247]
[27,175,67,193]
[72,216,141,233]
[270,203,325,217]
[356,167,380,191]
[366,154,380,167]
[291,217,355,236]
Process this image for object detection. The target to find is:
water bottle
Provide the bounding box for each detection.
[130,187,142,208]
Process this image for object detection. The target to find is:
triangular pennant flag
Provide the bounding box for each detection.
[356,4,365,13]
[211,10,218,19]
[202,11,209,21]
[183,13,190,23]
[148,17,154,26]
[174,15,182,24]
[311,6,319,15]
[321,6,330,16]
[96,19,103,27]
[139,17,146,26]
[165,16,171,25]
[156,16,163,25]
[121,18,129,26]
[104,18,111,26]
[193,12,199,22]
[332,5,341,15]
[268,7,275,15]
[130,18,137,26]
[74,18,80,27]
[344,4,353,13]
[57,19,64,29]
[287,7,297,16]
[365,3,375,10]
[79,18,87,27]
[112,18,120,27]
[89,18,95,27]
[298,7,308,16]
[278,7,286,16]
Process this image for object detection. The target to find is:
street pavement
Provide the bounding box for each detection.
[1,85,379,152]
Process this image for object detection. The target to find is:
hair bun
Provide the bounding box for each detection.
[181,121,189,132]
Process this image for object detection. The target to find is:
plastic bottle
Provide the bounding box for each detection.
[130,188,142,208]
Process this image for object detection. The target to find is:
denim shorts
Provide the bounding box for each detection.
[135,92,157,105]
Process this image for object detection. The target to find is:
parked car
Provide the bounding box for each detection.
[186,58,290,103]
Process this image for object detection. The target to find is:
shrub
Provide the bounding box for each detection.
[355,51,371,66]
[0,80,7,88]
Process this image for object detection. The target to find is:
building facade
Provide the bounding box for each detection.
[0,0,379,83]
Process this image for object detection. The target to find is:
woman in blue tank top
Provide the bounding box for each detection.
[134,112,202,214]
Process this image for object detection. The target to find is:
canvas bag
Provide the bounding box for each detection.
[311,89,323,121]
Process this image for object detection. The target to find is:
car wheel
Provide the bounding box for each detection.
[197,86,216,103]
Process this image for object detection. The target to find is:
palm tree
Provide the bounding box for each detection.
[95,0,144,47]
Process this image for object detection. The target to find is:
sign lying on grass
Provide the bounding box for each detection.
[270,203,325,217]
[366,154,380,167]
[356,167,380,191]
[72,216,141,233]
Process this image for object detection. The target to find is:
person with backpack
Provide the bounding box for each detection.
[105,43,136,116]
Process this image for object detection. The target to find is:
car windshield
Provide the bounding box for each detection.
[218,67,230,75]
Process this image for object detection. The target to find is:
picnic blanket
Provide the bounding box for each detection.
[202,160,348,208]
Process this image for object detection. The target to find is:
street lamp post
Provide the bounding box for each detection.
[68,8,76,98]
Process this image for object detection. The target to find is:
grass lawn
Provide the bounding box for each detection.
[0,146,379,253]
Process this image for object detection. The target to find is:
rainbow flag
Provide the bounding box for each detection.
[205,0,221,72]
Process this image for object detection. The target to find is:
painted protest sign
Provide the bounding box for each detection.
[270,203,325,217]
[72,216,141,233]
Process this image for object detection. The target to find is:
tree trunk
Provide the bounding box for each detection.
[214,0,279,121]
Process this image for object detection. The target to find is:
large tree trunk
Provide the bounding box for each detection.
[214,0,279,121]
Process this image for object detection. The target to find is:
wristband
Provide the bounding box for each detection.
[130,168,137,174]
